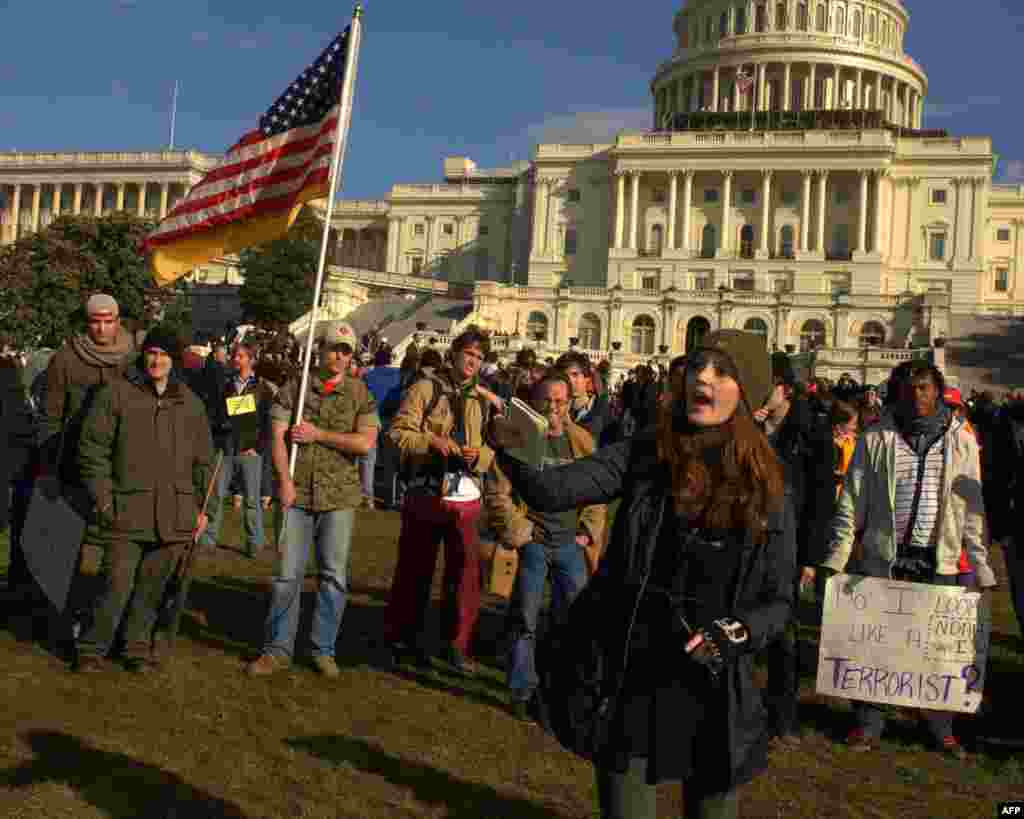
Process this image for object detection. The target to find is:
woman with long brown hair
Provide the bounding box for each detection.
[489,330,795,819]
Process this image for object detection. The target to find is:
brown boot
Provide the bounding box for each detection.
[246,653,290,677]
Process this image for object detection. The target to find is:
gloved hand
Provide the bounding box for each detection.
[685,617,751,678]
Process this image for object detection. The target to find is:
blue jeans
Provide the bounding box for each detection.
[199,453,265,551]
[357,431,379,502]
[263,507,354,659]
[506,539,587,702]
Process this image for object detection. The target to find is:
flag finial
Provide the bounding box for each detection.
[353,3,363,18]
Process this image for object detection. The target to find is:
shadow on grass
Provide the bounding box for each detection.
[2,730,248,818]
[287,733,571,819]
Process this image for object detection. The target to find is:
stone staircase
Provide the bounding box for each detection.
[944,314,1024,393]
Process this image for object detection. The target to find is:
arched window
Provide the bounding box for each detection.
[755,3,767,31]
[685,317,712,353]
[701,224,717,259]
[816,4,827,31]
[631,315,656,355]
[720,10,729,38]
[649,224,664,256]
[579,313,602,350]
[867,14,876,41]
[740,224,755,258]
[776,2,787,29]
[526,311,549,341]
[836,6,846,34]
[859,321,886,347]
[744,317,770,345]
[797,3,808,30]
[735,5,747,33]
[852,9,862,38]
[800,319,827,351]
[779,225,795,258]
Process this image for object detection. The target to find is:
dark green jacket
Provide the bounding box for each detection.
[78,367,213,543]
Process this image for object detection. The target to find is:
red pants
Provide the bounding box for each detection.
[384,495,482,654]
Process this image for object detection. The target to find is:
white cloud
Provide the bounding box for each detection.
[522,108,652,145]
[1003,160,1024,183]
[923,95,1002,119]
[191,31,210,44]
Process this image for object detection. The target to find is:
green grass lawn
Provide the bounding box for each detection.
[0,504,1019,818]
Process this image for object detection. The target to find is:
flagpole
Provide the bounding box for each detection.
[169,80,179,149]
[288,4,364,479]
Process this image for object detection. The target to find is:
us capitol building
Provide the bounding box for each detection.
[4,0,1024,381]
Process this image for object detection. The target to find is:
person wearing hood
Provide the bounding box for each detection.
[487,330,795,819]
[752,352,835,744]
[74,325,213,673]
[814,363,996,758]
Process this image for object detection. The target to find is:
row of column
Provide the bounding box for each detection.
[612,168,886,256]
[3,181,173,240]
[660,62,922,129]
[386,215,481,276]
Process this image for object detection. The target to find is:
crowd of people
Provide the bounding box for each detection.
[1,292,1021,819]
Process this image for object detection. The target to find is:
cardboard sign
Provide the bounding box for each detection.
[816,574,991,714]
[226,394,257,416]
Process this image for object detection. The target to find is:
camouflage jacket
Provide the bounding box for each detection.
[271,374,379,511]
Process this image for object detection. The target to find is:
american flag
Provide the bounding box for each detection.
[143,28,350,255]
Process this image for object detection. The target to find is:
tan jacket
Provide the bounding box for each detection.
[487,418,607,575]
[388,372,495,485]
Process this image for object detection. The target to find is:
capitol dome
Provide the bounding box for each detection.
[652,0,927,130]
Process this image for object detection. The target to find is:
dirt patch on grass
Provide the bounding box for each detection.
[0,510,1017,817]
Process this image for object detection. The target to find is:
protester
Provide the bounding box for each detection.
[247,321,379,678]
[830,400,859,500]
[360,348,404,510]
[384,328,495,675]
[487,369,606,720]
[816,363,996,758]
[752,352,835,743]
[488,329,795,819]
[198,343,274,556]
[555,351,609,443]
[74,325,213,673]
[986,390,1024,632]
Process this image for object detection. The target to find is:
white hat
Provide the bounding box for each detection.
[317,321,357,351]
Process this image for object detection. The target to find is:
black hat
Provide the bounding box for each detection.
[770,351,796,387]
[141,325,182,358]
[697,330,772,412]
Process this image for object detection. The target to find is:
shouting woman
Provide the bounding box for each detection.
[488,330,796,819]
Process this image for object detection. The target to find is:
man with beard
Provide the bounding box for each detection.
[487,370,606,719]
[74,325,213,672]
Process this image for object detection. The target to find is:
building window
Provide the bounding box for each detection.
[834,188,850,205]
[526,311,549,340]
[779,225,795,258]
[815,4,826,31]
[478,224,489,236]
[773,277,791,294]
[740,224,755,258]
[648,224,664,256]
[735,6,747,33]
[867,14,876,40]
[642,275,659,291]
[733,274,755,291]
[859,321,886,347]
[410,256,424,275]
[995,268,1010,292]
[564,227,578,256]
[695,276,712,290]
[835,6,845,34]
[442,222,454,236]
[852,9,862,37]
[929,232,947,261]
[776,2,787,28]
[797,2,808,30]
[931,188,948,205]
[414,223,425,236]
[579,313,602,350]
[652,187,666,204]
[704,188,720,203]
[755,3,767,31]
[997,228,1011,242]
[781,189,798,207]
[741,189,757,205]
[800,319,827,351]
[567,189,581,203]
[631,315,656,355]
[701,224,717,258]
[744,317,769,344]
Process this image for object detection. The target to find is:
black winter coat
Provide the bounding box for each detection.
[496,430,796,785]
[987,402,1024,542]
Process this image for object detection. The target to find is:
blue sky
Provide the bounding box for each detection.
[3,0,1022,199]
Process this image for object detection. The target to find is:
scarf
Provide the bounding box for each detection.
[895,402,951,456]
[71,327,134,369]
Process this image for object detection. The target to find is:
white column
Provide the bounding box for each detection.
[712,67,721,112]
[971,177,986,262]
[94,184,103,216]
[424,216,435,269]
[681,171,693,253]
[51,185,61,219]
[732,67,741,112]
[30,184,40,232]
[904,177,919,261]
[136,183,146,217]
[9,184,20,242]
[783,62,792,110]
[545,180,558,256]
[757,63,767,111]
[816,170,829,253]
[667,171,678,250]
[721,171,733,256]
[800,171,812,252]
[856,69,864,108]
[628,171,640,251]
[904,85,912,128]
[873,170,886,255]
[115,182,125,212]
[72,183,82,216]
[857,170,869,252]
[160,182,170,219]
[532,178,546,255]
[614,172,625,249]
[759,170,772,254]
[386,217,400,272]
[832,64,841,108]
[807,63,817,108]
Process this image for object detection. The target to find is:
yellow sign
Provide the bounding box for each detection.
[226,394,257,416]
